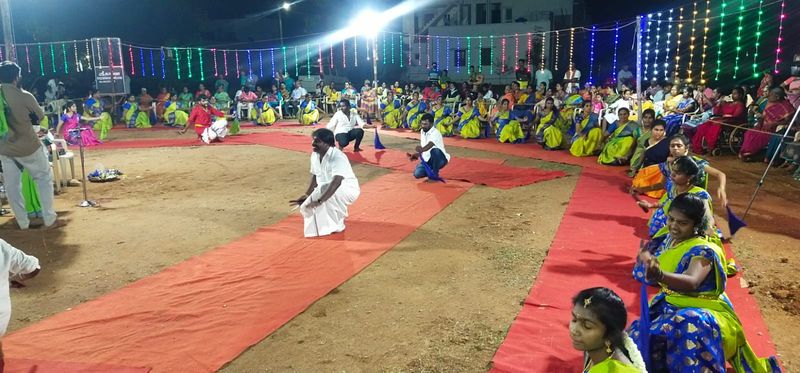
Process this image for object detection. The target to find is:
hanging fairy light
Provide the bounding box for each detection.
[715,2,727,79]
[427,35,431,69]
[446,37,450,69]
[246,49,253,76]
[343,40,348,68]
[73,42,80,72]
[318,43,323,75]
[306,44,311,78]
[198,48,205,80]
[25,46,31,74]
[612,22,620,83]
[282,46,288,75]
[774,0,786,74]
[294,46,299,77]
[751,0,764,78]
[514,33,519,70]
[733,0,745,79]
[37,44,44,76]
[187,48,193,79]
[466,36,471,71]
[664,9,674,79]
[537,32,543,71]
[382,32,386,65]
[568,28,575,69]
[95,39,102,67]
[139,47,145,77]
[149,49,155,77]
[456,37,461,73]
[436,36,441,68]
[50,44,56,73]
[128,46,135,75]
[554,30,560,72]
[271,48,277,77]
[329,43,334,69]
[700,0,711,84]
[160,49,166,79]
[223,50,229,77]
[175,48,181,79]
[0,45,3,61]
[353,36,358,68]
[489,35,494,75]
[235,50,240,78]
[84,39,91,68]
[686,3,698,83]
[588,25,597,85]
[211,49,218,76]
[407,34,412,67]
[644,14,652,78]
[258,50,264,77]
[674,7,684,81]
[388,35,392,65]
[501,36,506,74]
[62,43,69,74]
[653,13,662,79]
[478,36,483,73]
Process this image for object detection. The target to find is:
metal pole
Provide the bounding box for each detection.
[372,36,378,84]
[743,104,800,219]
[635,16,643,121]
[0,0,16,62]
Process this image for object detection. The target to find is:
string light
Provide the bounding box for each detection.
[388,35,392,65]
[175,48,181,80]
[568,28,575,69]
[612,22,620,83]
[187,48,193,79]
[160,49,166,79]
[259,50,264,77]
[318,43,323,75]
[456,37,461,73]
[653,13,662,79]
[353,36,358,68]
[733,0,745,79]
[664,9,673,79]
[223,50,228,77]
[38,44,44,76]
[84,39,91,68]
[62,43,69,74]
[467,36,471,71]
[478,36,483,73]
[489,35,494,75]
[294,46,299,77]
[128,46,135,75]
[644,14,652,78]
[139,47,145,77]
[418,34,422,66]
[774,0,786,74]
[674,7,684,81]
[306,44,311,78]
[501,36,506,74]
[212,49,218,76]
[282,46,288,75]
[554,30,560,72]
[95,39,102,66]
[436,36,441,68]
[446,37,450,69]
[247,49,252,76]
[427,35,431,69]
[198,48,205,80]
[514,33,519,70]
[329,43,334,69]
[235,50,240,78]
[715,3,727,79]
[382,32,386,65]
[751,0,764,78]
[0,45,3,61]
[149,49,155,77]
[687,3,697,83]
[73,42,80,72]
[588,25,596,85]
[407,34,412,67]
[535,32,541,72]
[50,44,56,73]
[700,0,711,84]
[25,46,31,74]
[272,48,277,77]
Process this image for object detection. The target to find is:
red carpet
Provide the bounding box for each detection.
[4,358,150,373]
[489,169,779,372]
[4,172,471,372]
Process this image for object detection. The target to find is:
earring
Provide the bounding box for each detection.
[605,340,613,354]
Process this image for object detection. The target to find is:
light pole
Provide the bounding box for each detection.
[279,2,291,48]
[0,0,16,62]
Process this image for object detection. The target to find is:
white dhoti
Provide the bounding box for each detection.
[201,119,229,144]
[300,180,360,237]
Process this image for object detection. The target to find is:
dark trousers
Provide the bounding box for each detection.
[414,148,448,178]
[335,128,364,149]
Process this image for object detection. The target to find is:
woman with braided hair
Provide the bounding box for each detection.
[570,287,647,372]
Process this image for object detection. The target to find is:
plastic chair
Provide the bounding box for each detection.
[51,139,76,185]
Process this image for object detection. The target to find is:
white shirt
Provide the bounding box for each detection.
[564,69,582,92]
[310,147,358,186]
[420,126,450,162]
[0,239,40,335]
[291,87,307,100]
[326,110,365,135]
[483,90,495,100]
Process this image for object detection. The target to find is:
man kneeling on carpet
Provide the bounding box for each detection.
[290,128,360,238]
[327,99,370,152]
[179,95,228,144]
[0,239,41,369]
[408,113,450,180]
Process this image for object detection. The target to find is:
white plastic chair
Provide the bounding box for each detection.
[51,139,75,185]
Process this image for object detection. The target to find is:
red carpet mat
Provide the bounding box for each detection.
[4,358,150,373]
[90,132,566,189]
[490,169,779,373]
[4,172,471,372]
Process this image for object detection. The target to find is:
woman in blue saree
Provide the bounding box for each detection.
[456,95,484,139]
[597,107,638,165]
[493,98,524,143]
[404,92,427,130]
[629,193,781,373]
[570,101,603,157]
[662,86,697,136]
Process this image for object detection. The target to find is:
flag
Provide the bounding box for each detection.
[229,118,240,135]
[420,156,445,183]
[373,128,385,149]
[726,206,747,237]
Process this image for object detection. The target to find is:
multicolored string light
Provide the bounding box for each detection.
[306,44,311,78]
[317,43,323,75]
[139,47,145,77]
[500,36,506,73]
[612,22,620,83]
[514,33,519,70]
[407,34,412,66]
[175,48,181,79]
[235,50,240,78]
[456,37,461,73]
[436,36,441,68]
[50,44,56,73]
[343,40,348,68]
[417,34,422,66]
[644,14,652,78]
[382,33,386,65]
[426,35,431,69]
[149,49,155,76]
[246,49,252,75]
[687,3,698,83]
[223,50,229,77]
[212,49,218,76]
[700,0,710,84]
[62,43,70,74]
[715,3,727,79]
[198,48,205,80]
[294,46,299,76]
[674,7,684,81]
[282,46,288,74]
[38,44,44,76]
[84,39,91,68]
[478,36,483,73]
[446,37,450,69]
[329,43,334,69]
[187,48,193,78]
[466,36,471,70]
[258,50,264,77]
[388,35,392,65]
[489,35,494,74]
[733,0,745,79]
[588,25,597,85]
[128,46,135,75]
[774,0,786,74]
[73,42,80,72]
[751,0,764,77]
[664,9,673,79]
[271,48,277,77]
[536,32,542,71]
[160,49,166,79]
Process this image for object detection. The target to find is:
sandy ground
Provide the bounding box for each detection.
[1,123,797,372]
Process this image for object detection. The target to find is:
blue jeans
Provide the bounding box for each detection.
[414,148,448,179]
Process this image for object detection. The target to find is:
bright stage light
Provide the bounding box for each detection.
[354,10,382,39]
[282,2,291,11]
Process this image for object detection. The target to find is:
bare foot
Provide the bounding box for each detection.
[353,147,363,152]
[41,220,67,230]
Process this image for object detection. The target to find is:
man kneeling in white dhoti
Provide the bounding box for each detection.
[290,128,360,237]
[179,95,228,144]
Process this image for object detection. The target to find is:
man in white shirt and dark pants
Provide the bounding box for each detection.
[410,113,450,180]
[291,128,360,238]
[0,238,41,363]
[289,84,307,118]
[326,99,365,152]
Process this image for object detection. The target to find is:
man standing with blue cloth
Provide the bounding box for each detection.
[408,113,450,180]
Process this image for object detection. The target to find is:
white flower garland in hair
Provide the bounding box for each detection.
[622,334,649,373]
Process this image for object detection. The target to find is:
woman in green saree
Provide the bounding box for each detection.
[598,107,638,165]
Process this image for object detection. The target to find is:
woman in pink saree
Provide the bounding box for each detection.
[691,87,746,154]
[56,101,102,146]
[739,88,795,161]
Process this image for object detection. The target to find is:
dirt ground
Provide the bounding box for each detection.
[1,124,798,372]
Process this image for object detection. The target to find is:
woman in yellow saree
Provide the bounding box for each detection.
[404,92,427,130]
[256,98,277,126]
[455,96,485,139]
[83,91,113,140]
[570,287,646,373]
[163,93,189,127]
[122,95,151,128]
[493,98,524,143]
[298,93,322,125]
[570,101,603,157]
[535,97,569,149]
[629,193,781,373]
[431,96,454,136]
[597,107,637,165]
[381,91,403,129]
